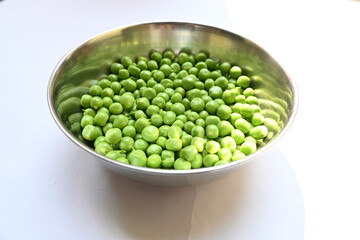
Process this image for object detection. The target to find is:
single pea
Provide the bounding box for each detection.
[191,154,203,169]
[161,150,175,160]
[122,125,136,138]
[141,125,159,143]
[163,111,176,125]
[231,150,246,161]
[107,74,119,82]
[134,138,149,151]
[239,141,257,155]
[229,65,242,79]
[109,102,123,114]
[243,87,254,97]
[182,62,193,71]
[171,92,183,103]
[229,113,242,126]
[182,145,198,161]
[97,106,110,115]
[191,126,205,138]
[238,103,254,118]
[221,136,237,152]
[146,154,162,168]
[209,86,223,99]
[168,125,183,139]
[187,111,199,122]
[188,67,199,76]
[205,140,221,154]
[206,124,219,139]
[176,114,188,123]
[90,96,103,110]
[156,136,167,149]
[121,56,133,68]
[81,115,93,128]
[235,118,252,134]
[153,70,165,82]
[89,85,102,96]
[146,144,162,156]
[119,93,134,110]
[231,129,245,145]
[217,148,232,162]
[80,94,92,108]
[158,125,170,138]
[222,90,236,104]
[198,110,209,120]
[128,65,141,77]
[102,96,113,108]
[142,87,157,101]
[163,49,175,60]
[146,105,160,117]
[205,115,221,126]
[191,137,206,152]
[113,115,128,129]
[110,63,123,74]
[249,125,268,139]
[118,69,130,80]
[195,118,205,127]
[220,62,231,74]
[237,76,251,88]
[203,154,219,167]
[190,98,205,112]
[251,112,265,126]
[204,79,215,90]
[94,111,109,126]
[181,134,193,147]
[216,105,232,120]
[134,118,151,133]
[217,121,234,136]
[128,149,147,167]
[136,79,147,90]
[149,114,163,127]
[82,125,99,141]
[235,94,246,103]
[140,70,152,81]
[165,138,182,151]
[137,60,148,71]
[95,141,113,155]
[214,76,228,90]
[102,122,113,134]
[136,97,150,110]
[105,128,122,144]
[148,60,159,71]
[182,75,196,90]
[162,157,175,169]
[116,157,129,164]
[182,98,191,110]
[105,150,124,160]
[119,136,134,152]
[83,108,96,117]
[214,159,229,166]
[174,158,191,170]
[178,52,190,65]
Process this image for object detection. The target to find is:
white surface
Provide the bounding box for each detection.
[0,0,358,239]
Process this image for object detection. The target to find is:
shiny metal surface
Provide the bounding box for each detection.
[47,22,298,186]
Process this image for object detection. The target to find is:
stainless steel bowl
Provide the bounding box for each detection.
[47,22,298,186]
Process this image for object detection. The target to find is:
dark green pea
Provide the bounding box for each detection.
[121,79,137,92]
[89,85,102,96]
[98,79,112,89]
[142,87,157,101]
[182,98,191,111]
[220,62,231,75]
[110,63,123,74]
[178,52,190,65]
[203,154,219,167]
[118,69,130,80]
[147,154,162,168]
[150,50,162,63]
[121,56,133,68]
[137,60,148,70]
[148,60,158,70]
[128,149,147,167]
[170,63,181,73]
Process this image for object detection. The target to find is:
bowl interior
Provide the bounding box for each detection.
[48,22,297,185]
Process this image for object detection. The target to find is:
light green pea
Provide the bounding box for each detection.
[128,149,147,167]
[147,154,162,168]
[105,128,122,144]
[249,125,268,139]
[174,158,191,170]
[239,141,257,155]
[205,140,221,154]
[203,154,219,167]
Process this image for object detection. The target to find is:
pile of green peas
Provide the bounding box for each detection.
[79,48,269,170]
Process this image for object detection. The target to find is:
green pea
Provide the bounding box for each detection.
[122,125,136,138]
[134,138,149,151]
[142,87,157,101]
[81,115,93,128]
[113,115,128,129]
[220,136,237,152]
[208,86,223,99]
[102,97,113,108]
[119,93,134,110]
[106,150,124,160]
[205,115,221,126]
[214,76,228,90]
[156,136,167,148]
[182,98,191,110]
[168,125,183,139]
[146,144,162,155]
[165,138,182,151]
[218,148,232,161]
[110,63,123,74]
[172,158,190,171]
[182,75,196,90]
[231,129,245,145]
[163,111,176,125]
[204,79,215,90]
[80,94,92,108]
[235,94,246,103]
[128,149,147,167]
[229,66,242,79]
[94,112,109,126]
[134,118,151,133]
[121,56,133,68]
[217,121,234,137]
[191,154,203,169]
[249,125,268,139]
[105,128,122,144]
[89,85,102,96]
[161,150,175,160]
[90,96,103,110]
[162,157,175,169]
[237,76,251,88]
[206,124,219,139]
[147,154,162,168]
[243,87,254,97]
[141,125,159,142]
[231,150,246,161]
[109,102,123,114]
[214,159,229,166]
[229,113,242,126]
[102,122,113,134]
[83,108,96,117]
[116,157,129,164]
[205,140,221,154]
[95,141,113,155]
[235,118,252,134]
[191,126,205,138]
[119,136,134,152]
[203,154,219,167]
[182,145,198,161]
[190,98,205,112]
[222,90,236,104]
[216,105,232,120]
[82,125,99,141]
[239,141,257,155]
[191,137,206,152]
[251,112,265,126]
[181,134,193,147]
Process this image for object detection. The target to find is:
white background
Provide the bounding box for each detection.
[0,0,359,239]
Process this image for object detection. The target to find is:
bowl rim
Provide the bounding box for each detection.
[47,21,299,176]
